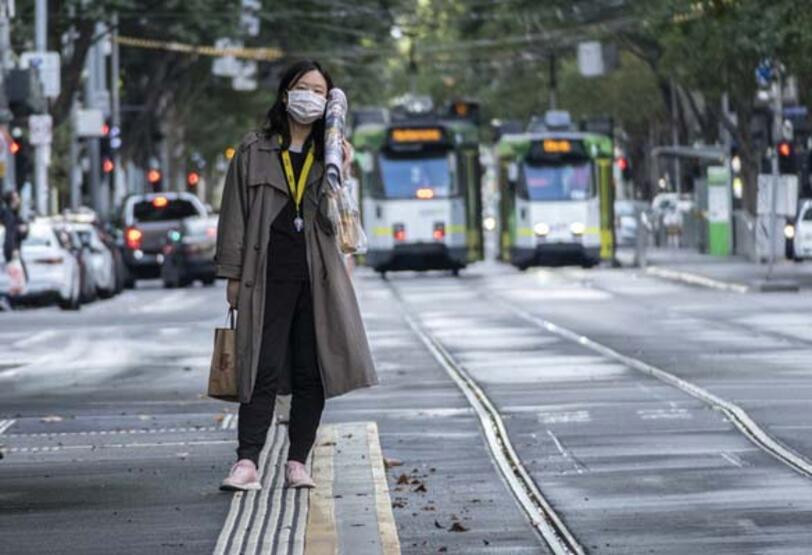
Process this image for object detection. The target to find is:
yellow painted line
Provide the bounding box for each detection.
[366,422,401,555]
[448,224,467,234]
[372,226,391,237]
[517,227,534,237]
[304,427,337,555]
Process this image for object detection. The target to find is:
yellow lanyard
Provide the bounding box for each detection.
[280,145,315,218]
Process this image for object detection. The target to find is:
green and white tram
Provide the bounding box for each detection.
[352,119,484,276]
[496,131,616,269]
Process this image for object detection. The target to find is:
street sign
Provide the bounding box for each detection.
[232,60,258,91]
[28,114,52,145]
[706,166,731,256]
[577,41,617,78]
[212,38,242,78]
[20,51,61,98]
[74,108,105,137]
[757,174,797,217]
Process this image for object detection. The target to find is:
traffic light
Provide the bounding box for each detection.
[778,141,796,174]
[186,171,200,188]
[100,119,119,175]
[147,168,162,190]
[616,156,632,180]
[13,137,31,188]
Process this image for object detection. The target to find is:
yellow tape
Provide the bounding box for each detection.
[372,226,390,237]
[517,227,534,237]
[116,36,284,61]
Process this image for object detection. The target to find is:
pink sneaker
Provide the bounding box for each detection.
[285,460,316,489]
[220,459,261,491]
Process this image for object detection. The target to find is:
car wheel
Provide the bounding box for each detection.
[201,276,216,286]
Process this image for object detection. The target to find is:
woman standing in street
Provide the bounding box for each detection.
[215,60,378,491]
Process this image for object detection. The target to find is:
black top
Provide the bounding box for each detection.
[267,148,309,281]
[1,206,25,262]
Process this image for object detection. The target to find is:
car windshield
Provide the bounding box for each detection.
[804,208,812,222]
[23,224,55,247]
[133,199,200,222]
[523,161,593,201]
[378,154,453,199]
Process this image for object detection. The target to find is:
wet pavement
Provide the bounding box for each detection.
[2,260,812,553]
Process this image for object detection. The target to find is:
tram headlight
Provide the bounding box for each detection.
[533,222,550,237]
[483,216,496,231]
[570,222,585,236]
[785,224,795,240]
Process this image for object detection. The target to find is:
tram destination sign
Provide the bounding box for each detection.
[528,138,587,161]
[389,127,445,143]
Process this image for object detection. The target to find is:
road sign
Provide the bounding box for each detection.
[212,38,242,78]
[20,51,61,98]
[74,109,105,137]
[28,114,53,145]
[757,174,797,217]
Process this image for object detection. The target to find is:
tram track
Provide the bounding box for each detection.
[474,280,812,481]
[386,280,585,555]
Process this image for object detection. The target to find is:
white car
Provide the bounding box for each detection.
[70,222,117,297]
[793,199,812,260]
[9,220,82,309]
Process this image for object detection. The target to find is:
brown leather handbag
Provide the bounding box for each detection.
[208,309,239,402]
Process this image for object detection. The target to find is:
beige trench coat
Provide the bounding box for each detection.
[214,131,378,403]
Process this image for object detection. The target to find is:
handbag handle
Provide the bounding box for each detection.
[225,308,236,329]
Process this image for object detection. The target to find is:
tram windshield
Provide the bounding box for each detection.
[379,154,455,199]
[522,161,594,201]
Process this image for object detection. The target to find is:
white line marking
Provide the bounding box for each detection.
[721,452,745,468]
[546,430,585,475]
[13,330,59,348]
[244,426,287,554]
[0,419,16,434]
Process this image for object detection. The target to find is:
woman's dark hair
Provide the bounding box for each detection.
[263,60,334,160]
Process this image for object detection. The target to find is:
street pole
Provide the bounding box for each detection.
[110,13,123,213]
[768,71,782,280]
[34,0,49,216]
[0,0,13,194]
[670,78,681,194]
[85,51,101,216]
[69,99,80,209]
[548,53,557,110]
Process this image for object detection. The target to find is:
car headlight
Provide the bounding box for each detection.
[534,222,550,236]
[570,222,585,235]
[483,216,496,231]
[784,224,795,239]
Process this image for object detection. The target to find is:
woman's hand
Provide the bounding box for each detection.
[341,138,353,178]
[227,279,240,308]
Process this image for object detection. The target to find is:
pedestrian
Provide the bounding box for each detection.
[1,190,29,308]
[215,60,378,491]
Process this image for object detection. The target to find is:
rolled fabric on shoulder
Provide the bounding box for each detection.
[324,88,348,192]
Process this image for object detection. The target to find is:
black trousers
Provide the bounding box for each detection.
[237,280,325,465]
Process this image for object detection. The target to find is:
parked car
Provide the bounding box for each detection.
[70,222,117,297]
[61,208,128,295]
[160,215,218,288]
[53,225,97,304]
[2,219,83,310]
[793,199,812,260]
[118,192,208,284]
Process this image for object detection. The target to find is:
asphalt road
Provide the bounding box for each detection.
[2,260,812,554]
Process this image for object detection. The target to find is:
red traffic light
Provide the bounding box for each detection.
[778,142,792,157]
[616,157,629,171]
[102,123,110,136]
[9,140,20,155]
[147,169,161,183]
[186,171,200,186]
[102,157,114,173]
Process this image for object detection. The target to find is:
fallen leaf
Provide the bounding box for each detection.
[434,519,444,529]
[384,457,403,469]
[396,474,410,485]
[438,548,447,553]
[413,484,427,493]
[449,522,469,532]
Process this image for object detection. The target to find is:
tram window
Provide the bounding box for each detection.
[522,161,594,201]
[378,154,457,199]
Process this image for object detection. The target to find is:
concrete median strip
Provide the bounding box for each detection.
[214,421,400,555]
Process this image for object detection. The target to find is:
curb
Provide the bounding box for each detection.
[644,266,750,293]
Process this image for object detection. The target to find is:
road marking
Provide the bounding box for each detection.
[637,408,692,420]
[366,422,401,555]
[389,282,585,555]
[538,410,591,425]
[0,419,16,434]
[721,452,745,468]
[13,329,59,348]
[498,296,812,480]
[546,430,586,475]
[305,427,337,555]
[8,439,234,453]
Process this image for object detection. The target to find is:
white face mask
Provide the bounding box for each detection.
[286,89,326,124]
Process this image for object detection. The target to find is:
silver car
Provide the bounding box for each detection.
[70,222,117,297]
